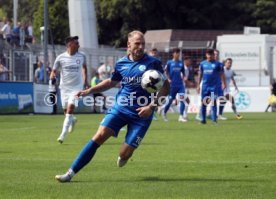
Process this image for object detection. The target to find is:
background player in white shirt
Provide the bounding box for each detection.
[219,58,242,119]
[50,36,89,143]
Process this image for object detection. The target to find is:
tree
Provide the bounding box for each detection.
[33,0,69,44]
[254,0,276,33]
[95,0,258,47]
[0,0,39,24]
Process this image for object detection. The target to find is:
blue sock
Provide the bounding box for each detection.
[201,104,206,122]
[180,101,185,116]
[71,140,99,173]
[212,102,217,122]
[164,98,173,114]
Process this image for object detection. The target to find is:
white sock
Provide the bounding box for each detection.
[59,114,73,138]
[67,168,75,177]
[184,105,189,118]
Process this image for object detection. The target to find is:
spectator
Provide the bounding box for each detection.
[265,81,276,112]
[26,22,33,43]
[91,72,107,113]
[0,60,11,81]
[39,62,51,83]
[0,19,11,42]
[98,63,113,80]
[34,61,42,83]
[19,22,25,47]
[11,22,21,47]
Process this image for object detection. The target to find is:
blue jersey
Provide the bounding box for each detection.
[200,60,223,92]
[166,60,184,87]
[111,54,164,118]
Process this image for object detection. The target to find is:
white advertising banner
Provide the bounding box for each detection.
[33,83,53,114]
[220,46,260,70]
[187,87,270,113]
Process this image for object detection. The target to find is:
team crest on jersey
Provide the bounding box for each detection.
[76,59,81,64]
[139,65,146,71]
[211,64,216,68]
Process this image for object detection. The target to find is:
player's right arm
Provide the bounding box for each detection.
[50,69,57,80]
[76,78,118,97]
[197,64,203,94]
[164,62,171,83]
[50,55,61,80]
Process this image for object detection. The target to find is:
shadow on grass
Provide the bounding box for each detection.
[68,176,268,184]
[141,176,267,183]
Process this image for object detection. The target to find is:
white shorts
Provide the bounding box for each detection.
[224,87,231,95]
[60,89,81,109]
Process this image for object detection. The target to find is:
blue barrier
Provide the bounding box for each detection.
[0,82,34,114]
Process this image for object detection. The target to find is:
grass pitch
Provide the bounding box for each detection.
[0,113,276,199]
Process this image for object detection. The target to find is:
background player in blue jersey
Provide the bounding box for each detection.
[55,30,170,182]
[162,48,187,122]
[197,49,226,124]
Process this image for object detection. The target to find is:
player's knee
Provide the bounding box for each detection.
[93,128,113,145]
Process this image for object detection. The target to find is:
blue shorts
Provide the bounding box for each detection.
[201,88,218,102]
[169,86,185,100]
[100,108,152,148]
[218,87,224,97]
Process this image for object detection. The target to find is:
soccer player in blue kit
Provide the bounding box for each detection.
[197,49,226,124]
[162,48,187,122]
[55,30,170,182]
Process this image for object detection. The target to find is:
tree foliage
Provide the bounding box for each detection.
[95,0,258,47]
[2,0,276,47]
[254,0,276,33]
[0,0,39,23]
[33,0,69,44]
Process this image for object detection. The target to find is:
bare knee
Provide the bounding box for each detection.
[66,104,75,114]
[92,126,114,145]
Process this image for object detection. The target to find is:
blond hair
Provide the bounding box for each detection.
[128,30,144,40]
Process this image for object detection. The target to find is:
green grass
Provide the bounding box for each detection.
[0,113,276,199]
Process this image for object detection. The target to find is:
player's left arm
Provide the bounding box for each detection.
[220,72,226,90]
[82,63,89,89]
[231,76,238,91]
[181,64,186,82]
[137,79,170,118]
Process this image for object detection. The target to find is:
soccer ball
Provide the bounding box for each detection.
[141,70,164,93]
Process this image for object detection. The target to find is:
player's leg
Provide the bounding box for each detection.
[117,117,152,167]
[265,104,271,112]
[55,110,127,182]
[57,92,78,143]
[228,94,242,119]
[68,105,78,133]
[178,88,187,122]
[67,91,81,133]
[57,92,71,143]
[184,96,190,120]
[195,86,202,121]
[163,88,177,121]
[55,126,114,182]
[117,143,135,167]
[218,95,227,120]
[200,90,209,124]
[211,98,218,123]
